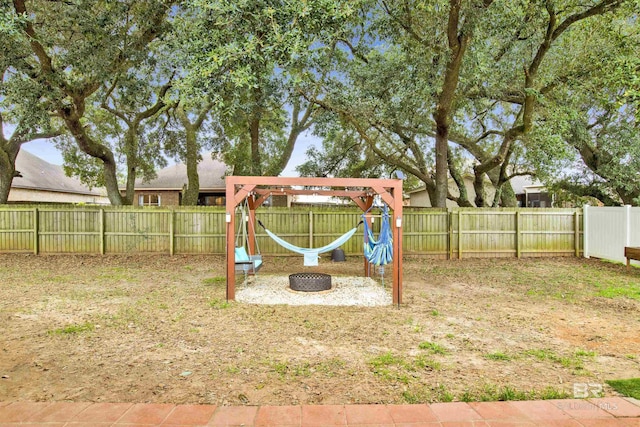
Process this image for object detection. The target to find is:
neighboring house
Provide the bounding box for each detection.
[408,175,554,208]
[129,155,227,207]
[510,176,554,207]
[8,150,109,204]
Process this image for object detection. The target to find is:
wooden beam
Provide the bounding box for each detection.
[350,196,369,211]
[371,186,395,207]
[253,189,368,198]
[253,193,270,209]
[234,184,257,205]
[226,175,401,188]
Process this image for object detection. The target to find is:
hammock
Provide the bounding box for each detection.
[258,220,361,266]
[363,205,393,266]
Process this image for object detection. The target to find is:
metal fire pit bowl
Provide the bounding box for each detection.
[289,273,332,292]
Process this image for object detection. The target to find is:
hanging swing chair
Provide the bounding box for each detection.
[234,201,262,276]
[363,204,393,266]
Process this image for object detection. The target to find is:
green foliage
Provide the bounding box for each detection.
[175,0,355,177]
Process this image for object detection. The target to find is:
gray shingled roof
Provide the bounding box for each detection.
[13,150,103,196]
[135,155,228,190]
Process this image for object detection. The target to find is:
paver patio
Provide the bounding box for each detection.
[0,398,639,426]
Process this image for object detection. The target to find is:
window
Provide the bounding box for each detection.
[202,196,225,206]
[139,194,161,206]
[197,194,225,206]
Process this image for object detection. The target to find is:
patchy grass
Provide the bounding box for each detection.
[208,298,231,309]
[2,254,639,405]
[520,348,595,373]
[606,378,640,399]
[203,276,226,286]
[48,322,95,335]
[418,341,449,355]
[369,352,412,384]
[596,286,640,300]
[484,352,512,361]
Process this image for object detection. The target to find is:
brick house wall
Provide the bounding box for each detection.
[133,190,180,207]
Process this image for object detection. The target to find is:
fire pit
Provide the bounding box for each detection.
[289,273,332,292]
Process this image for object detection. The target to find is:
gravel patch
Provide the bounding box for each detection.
[236,274,392,306]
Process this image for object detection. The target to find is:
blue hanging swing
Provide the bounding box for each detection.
[363,204,393,266]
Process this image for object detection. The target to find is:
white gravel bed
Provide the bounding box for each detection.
[236,275,392,306]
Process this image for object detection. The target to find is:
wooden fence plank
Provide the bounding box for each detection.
[0,206,584,257]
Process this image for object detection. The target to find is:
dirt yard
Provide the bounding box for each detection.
[0,254,638,405]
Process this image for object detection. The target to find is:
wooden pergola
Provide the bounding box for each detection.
[225,176,404,304]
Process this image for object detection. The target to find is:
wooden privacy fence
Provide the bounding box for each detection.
[0,206,583,258]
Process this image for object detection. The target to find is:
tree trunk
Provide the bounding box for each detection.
[448,148,473,207]
[0,155,16,204]
[432,2,472,208]
[433,130,449,207]
[499,183,518,207]
[473,171,487,207]
[182,127,200,206]
[0,142,20,204]
[123,129,137,205]
[484,168,518,207]
[61,110,123,205]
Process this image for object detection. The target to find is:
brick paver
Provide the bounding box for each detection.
[0,398,638,426]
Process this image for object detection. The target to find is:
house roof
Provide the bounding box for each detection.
[13,150,103,196]
[135,154,227,190]
[509,175,542,194]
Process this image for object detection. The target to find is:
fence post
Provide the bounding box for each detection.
[33,207,38,255]
[583,204,589,258]
[625,205,631,251]
[309,211,313,249]
[574,210,580,257]
[99,208,105,255]
[169,209,174,256]
[447,210,452,260]
[457,210,463,260]
[516,210,521,258]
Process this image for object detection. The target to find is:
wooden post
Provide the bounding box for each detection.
[457,211,462,260]
[33,207,38,255]
[99,208,105,255]
[583,204,589,258]
[247,196,257,256]
[392,182,403,306]
[447,210,453,260]
[574,210,580,257]
[309,211,313,249]
[169,209,174,256]
[515,211,521,258]
[226,180,236,301]
[363,195,373,278]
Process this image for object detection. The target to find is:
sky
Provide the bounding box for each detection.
[20,131,319,177]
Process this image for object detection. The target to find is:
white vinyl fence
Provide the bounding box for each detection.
[583,205,640,264]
